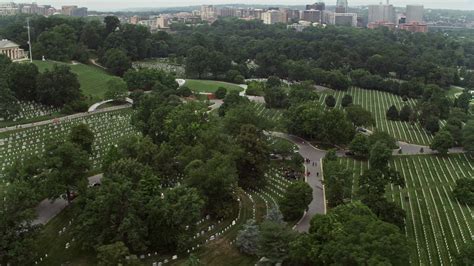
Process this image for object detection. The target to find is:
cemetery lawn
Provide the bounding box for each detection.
[0,112,62,128]
[337,154,474,265]
[185,79,243,93]
[33,205,96,265]
[33,60,116,104]
[0,109,138,177]
[319,87,433,145]
[250,102,285,131]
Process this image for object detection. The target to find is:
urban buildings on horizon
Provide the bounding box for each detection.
[0,2,87,17]
[0,1,429,33]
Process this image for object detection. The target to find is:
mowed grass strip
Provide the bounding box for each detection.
[33,60,116,103]
[337,155,474,266]
[185,79,243,93]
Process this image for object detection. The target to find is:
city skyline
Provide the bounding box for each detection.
[31,0,473,11]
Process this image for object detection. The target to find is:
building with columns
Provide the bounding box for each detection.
[0,39,27,61]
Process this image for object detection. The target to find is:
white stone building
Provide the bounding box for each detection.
[0,39,27,61]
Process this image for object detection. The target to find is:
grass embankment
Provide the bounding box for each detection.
[185,79,243,93]
[33,60,116,104]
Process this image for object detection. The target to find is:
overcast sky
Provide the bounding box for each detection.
[35,0,473,11]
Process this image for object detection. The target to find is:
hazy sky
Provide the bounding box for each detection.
[35,0,474,11]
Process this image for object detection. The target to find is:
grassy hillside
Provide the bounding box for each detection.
[185,79,243,93]
[33,61,115,103]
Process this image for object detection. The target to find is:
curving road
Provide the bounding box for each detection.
[271,132,327,232]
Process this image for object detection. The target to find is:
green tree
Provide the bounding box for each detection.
[104,77,128,101]
[368,131,398,149]
[0,181,37,264]
[101,48,132,76]
[430,130,454,155]
[80,21,102,50]
[386,105,399,120]
[44,141,91,203]
[341,94,353,107]
[97,241,131,266]
[324,160,352,207]
[214,87,227,99]
[267,76,282,88]
[0,79,19,120]
[264,86,289,109]
[104,16,121,35]
[185,154,237,218]
[236,219,260,255]
[34,24,77,61]
[425,116,440,134]
[345,104,375,127]
[36,64,82,107]
[320,108,355,145]
[455,90,472,112]
[369,141,392,172]
[185,46,209,78]
[349,133,370,159]
[6,62,38,101]
[69,123,95,154]
[325,95,336,108]
[399,105,413,122]
[462,120,474,155]
[279,181,313,221]
[452,178,474,206]
[258,221,297,264]
[290,202,409,265]
[236,124,269,189]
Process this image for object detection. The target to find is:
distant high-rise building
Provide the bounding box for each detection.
[406,5,424,23]
[156,16,169,28]
[0,2,19,16]
[61,5,87,17]
[261,10,287,25]
[306,2,325,11]
[335,0,348,13]
[301,9,322,23]
[368,3,395,24]
[217,7,236,17]
[201,5,217,21]
[328,12,357,26]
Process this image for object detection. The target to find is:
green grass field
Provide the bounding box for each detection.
[319,87,433,145]
[338,154,474,265]
[185,79,243,93]
[33,61,116,103]
[249,102,284,130]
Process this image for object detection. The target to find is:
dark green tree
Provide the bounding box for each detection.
[386,105,399,120]
[36,64,82,107]
[214,87,227,99]
[104,16,121,35]
[399,105,413,122]
[462,120,474,155]
[345,104,375,127]
[69,123,95,154]
[101,48,132,76]
[258,221,297,264]
[279,181,313,221]
[325,95,336,108]
[236,219,260,255]
[430,130,454,155]
[341,94,353,107]
[452,178,474,206]
[349,133,370,159]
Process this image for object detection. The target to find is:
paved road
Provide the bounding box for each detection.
[271,132,327,232]
[396,141,464,155]
[33,174,103,225]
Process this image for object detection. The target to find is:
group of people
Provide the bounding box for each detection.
[304,158,319,177]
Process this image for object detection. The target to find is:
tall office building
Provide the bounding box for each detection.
[261,10,287,24]
[201,5,217,21]
[368,3,395,24]
[406,5,424,23]
[301,9,321,23]
[335,0,348,13]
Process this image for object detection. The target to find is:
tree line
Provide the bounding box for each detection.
[0,55,85,120]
